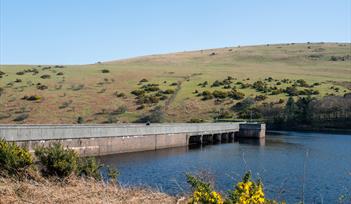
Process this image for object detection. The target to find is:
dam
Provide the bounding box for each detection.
[0,123,265,156]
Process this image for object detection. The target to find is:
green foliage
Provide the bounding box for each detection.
[131,89,145,96]
[77,157,102,179]
[35,143,78,178]
[211,80,223,87]
[0,139,33,176]
[201,90,214,100]
[186,174,213,193]
[137,106,164,123]
[255,95,267,101]
[101,69,110,73]
[188,118,204,123]
[228,90,245,100]
[142,84,160,92]
[13,113,29,122]
[77,116,84,124]
[163,89,175,94]
[139,78,148,83]
[24,95,41,101]
[106,165,119,182]
[232,97,255,112]
[284,86,299,96]
[40,74,51,79]
[213,90,228,99]
[253,81,267,92]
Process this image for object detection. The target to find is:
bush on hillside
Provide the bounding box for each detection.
[40,74,51,79]
[77,116,84,124]
[228,90,245,100]
[35,143,78,178]
[13,113,29,122]
[0,139,33,176]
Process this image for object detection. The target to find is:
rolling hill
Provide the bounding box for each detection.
[0,42,350,124]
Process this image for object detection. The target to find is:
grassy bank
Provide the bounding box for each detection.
[0,176,180,204]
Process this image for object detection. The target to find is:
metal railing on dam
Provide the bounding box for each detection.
[0,123,265,156]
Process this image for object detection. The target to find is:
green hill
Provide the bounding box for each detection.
[0,42,350,124]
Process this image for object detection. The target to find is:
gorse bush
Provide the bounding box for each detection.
[227,171,266,204]
[187,171,283,204]
[35,143,78,178]
[77,157,102,180]
[0,139,33,176]
[187,174,223,204]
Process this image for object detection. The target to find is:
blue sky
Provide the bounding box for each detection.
[0,0,350,64]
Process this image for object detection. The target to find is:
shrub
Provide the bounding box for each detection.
[106,165,119,182]
[255,95,267,101]
[187,174,223,204]
[211,80,223,87]
[77,157,102,179]
[188,118,204,123]
[14,78,22,83]
[228,90,245,100]
[131,89,145,96]
[40,74,51,79]
[35,143,78,178]
[227,171,266,204]
[101,69,110,73]
[170,82,178,86]
[106,115,118,123]
[284,86,299,96]
[37,84,48,90]
[77,116,84,124]
[27,95,41,101]
[56,72,64,76]
[201,90,213,100]
[117,92,126,98]
[137,95,159,104]
[13,113,29,122]
[212,90,228,99]
[0,139,33,176]
[296,79,309,87]
[139,78,148,83]
[71,84,84,91]
[137,106,164,123]
[163,89,175,94]
[253,81,267,92]
[232,97,255,112]
[16,71,25,75]
[142,85,160,92]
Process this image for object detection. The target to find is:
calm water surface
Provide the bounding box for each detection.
[99,131,351,203]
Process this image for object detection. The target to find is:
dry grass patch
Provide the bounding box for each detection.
[0,177,182,204]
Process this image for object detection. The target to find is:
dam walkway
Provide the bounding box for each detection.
[0,123,265,156]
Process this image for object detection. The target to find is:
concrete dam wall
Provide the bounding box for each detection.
[0,123,265,156]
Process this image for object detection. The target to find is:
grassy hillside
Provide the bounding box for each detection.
[0,42,350,124]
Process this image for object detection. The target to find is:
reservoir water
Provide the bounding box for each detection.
[99,131,351,203]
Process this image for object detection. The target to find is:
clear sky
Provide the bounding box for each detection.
[0,0,350,65]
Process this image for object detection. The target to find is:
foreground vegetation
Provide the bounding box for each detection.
[0,139,289,203]
[0,43,350,128]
